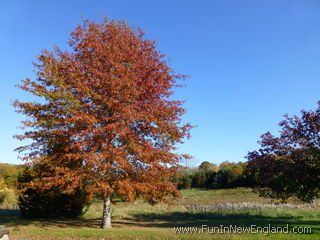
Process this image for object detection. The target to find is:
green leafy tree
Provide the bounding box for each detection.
[199,161,218,172]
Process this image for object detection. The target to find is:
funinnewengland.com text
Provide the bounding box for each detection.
[173,224,312,235]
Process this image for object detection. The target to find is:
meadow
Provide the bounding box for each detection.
[0,188,319,240]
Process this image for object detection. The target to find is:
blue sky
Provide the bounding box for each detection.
[1,0,320,166]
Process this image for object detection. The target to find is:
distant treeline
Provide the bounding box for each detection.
[0,161,257,190]
[171,161,256,189]
[0,163,24,188]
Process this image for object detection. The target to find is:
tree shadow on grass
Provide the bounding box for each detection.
[0,208,101,229]
[128,211,320,234]
[0,208,319,235]
[0,209,20,216]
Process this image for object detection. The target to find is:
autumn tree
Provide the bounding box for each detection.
[198,161,218,172]
[0,163,24,188]
[14,19,192,228]
[229,164,244,182]
[247,102,320,202]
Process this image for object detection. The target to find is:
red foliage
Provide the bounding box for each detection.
[247,103,320,202]
[14,19,193,205]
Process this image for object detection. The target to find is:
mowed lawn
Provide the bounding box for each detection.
[0,188,319,240]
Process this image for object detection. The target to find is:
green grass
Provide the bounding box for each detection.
[0,188,319,240]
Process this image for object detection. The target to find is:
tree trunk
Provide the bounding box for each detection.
[101,195,112,229]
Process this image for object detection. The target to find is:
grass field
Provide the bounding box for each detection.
[0,188,319,240]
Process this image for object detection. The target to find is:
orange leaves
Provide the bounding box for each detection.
[15,18,193,205]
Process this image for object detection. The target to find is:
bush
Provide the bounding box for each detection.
[18,168,90,218]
